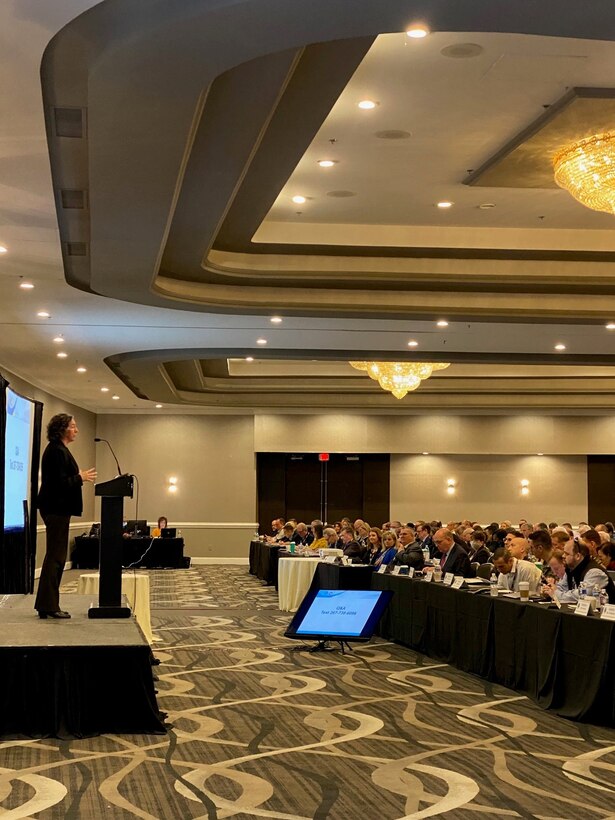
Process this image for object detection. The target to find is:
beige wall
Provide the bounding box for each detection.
[95,414,257,557]
[390,454,587,525]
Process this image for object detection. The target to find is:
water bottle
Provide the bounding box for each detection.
[579,581,588,598]
[490,573,498,597]
[422,546,430,563]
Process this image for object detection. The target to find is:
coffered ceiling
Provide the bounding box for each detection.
[2,0,615,414]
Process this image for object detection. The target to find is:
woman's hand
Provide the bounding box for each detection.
[80,467,97,483]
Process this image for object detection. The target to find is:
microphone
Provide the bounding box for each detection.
[94,437,123,476]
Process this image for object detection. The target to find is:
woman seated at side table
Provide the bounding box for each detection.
[151,516,168,538]
[308,523,328,551]
[373,530,398,567]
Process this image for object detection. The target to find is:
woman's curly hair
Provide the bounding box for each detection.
[47,413,73,442]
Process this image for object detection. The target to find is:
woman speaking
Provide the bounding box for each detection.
[35,414,96,619]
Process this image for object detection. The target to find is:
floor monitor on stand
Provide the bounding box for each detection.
[284,588,393,654]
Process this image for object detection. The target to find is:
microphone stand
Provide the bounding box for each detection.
[94,437,123,476]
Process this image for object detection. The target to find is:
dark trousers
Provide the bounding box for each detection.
[35,513,71,612]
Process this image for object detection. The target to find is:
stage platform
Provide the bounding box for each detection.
[0,594,166,738]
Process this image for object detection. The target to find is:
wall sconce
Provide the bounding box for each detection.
[168,476,178,493]
[520,479,529,496]
[446,478,456,495]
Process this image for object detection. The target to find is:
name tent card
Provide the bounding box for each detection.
[423,571,433,582]
[408,567,415,578]
[377,564,387,574]
[601,604,615,621]
[574,599,591,617]
[444,573,455,586]
[391,566,401,576]
[452,576,465,590]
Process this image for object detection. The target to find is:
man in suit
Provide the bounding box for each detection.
[416,523,435,558]
[433,528,474,577]
[391,526,424,570]
[339,526,365,563]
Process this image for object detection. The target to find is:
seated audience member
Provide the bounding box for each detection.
[468,531,491,565]
[541,549,567,597]
[534,522,549,531]
[548,521,559,532]
[324,527,338,547]
[376,530,398,567]
[433,529,473,577]
[292,522,313,546]
[492,547,542,595]
[580,529,601,559]
[277,523,296,544]
[390,527,424,570]
[551,529,570,551]
[542,538,614,603]
[266,517,286,543]
[389,520,403,534]
[339,526,365,563]
[340,517,353,530]
[309,523,327,551]
[491,528,508,550]
[507,536,530,561]
[519,522,533,538]
[528,529,553,567]
[365,528,383,564]
[151,516,168,538]
[503,530,523,547]
[333,521,342,535]
[356,522,371,550]
[416,522,435,557]
[461,528,475,550]
[598,541,615,571]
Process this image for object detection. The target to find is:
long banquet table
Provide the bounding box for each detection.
[372,573,615,726]
[248,540,281,586]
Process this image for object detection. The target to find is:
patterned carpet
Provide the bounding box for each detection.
[2,566,615,818]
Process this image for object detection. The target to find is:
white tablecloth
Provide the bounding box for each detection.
[278,557,321,612]
[77,572,153,644]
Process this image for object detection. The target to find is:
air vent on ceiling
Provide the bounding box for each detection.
[60,189,87,209]
[65,241,88,257]
[53,107,86,138]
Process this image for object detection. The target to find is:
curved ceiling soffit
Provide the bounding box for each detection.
[105,347,615,410]
[42,0,615,321]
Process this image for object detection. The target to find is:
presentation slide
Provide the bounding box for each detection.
[4,388,34,530]
[296,589,384,637]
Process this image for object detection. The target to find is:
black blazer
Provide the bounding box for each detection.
[440,543,474,577]
[38,440,83,516]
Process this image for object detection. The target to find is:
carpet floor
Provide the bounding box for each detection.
[2,566,614,819]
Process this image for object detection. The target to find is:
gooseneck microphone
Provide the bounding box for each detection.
[94,437,123,476]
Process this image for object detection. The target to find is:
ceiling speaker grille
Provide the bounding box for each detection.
[53,107,86,138]
[66,242,88,257]
[60,189,86,209]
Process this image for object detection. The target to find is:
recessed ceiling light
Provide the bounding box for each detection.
[0,245,7,254]
[406,25,429,38]
[358,100,378,110]
[76,366,87,373]
[436,201,453,209]
[436,320,449,327]
[155,404,163,409]
[407,340,418,347]
[606,323,615,330]
[270,316,282,323]
[422,451,429,455]
[317,160,337,168]
[37,311,50,318]
[57,351,68,358]
[19,282,34,290]
[53,336,64,343]
[100,387,109,392]
[478,202,496,209]
[291,195,306,204]
[256,338,267,345]
[554,343,566,351]
[246,356,254,362]
[112,395,120,400]
[537,452,544,456]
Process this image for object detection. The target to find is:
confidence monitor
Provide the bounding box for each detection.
[285,588,393,652]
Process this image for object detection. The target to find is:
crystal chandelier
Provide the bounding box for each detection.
[553,131,615,214]
[349,361,450,399]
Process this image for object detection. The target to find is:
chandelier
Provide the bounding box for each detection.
[553,131,615,214]
[349,361,450,399]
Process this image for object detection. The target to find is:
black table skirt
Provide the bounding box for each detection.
[248,540,280,586]
[372,573,615,726]
[72,536,185,569]
[311,562,374,591]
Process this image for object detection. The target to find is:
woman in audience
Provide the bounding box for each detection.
[468,531,491,564]
[598,541,615,572]
[375,530,398,567]
[366,528,383,564]
[356,522,370,550]
[309,523,327,551]
[151,516,168,538]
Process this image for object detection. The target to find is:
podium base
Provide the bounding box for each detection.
[88,605,132,619]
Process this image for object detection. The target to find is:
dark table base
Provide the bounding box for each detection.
[72,536,186,569]
[249,540,280,586]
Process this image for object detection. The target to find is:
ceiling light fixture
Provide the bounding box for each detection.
[76,366,87,373]
[437,200,453,209]
[19,282,34,290]
[553,131,615,213]
[349,361,450,400]
[422,451,429,455]
[554,343,566,351]
[112,395,120,400]
[406,25,429,38]
[0,245,7,254]
[256,338,267,345]
[155,404,163,408]
[270,316,282,324]
[291,195,306,204]
[436,320,449,327]
[317,160,337,168]
[407,340,418,347]
[606,323,615,330]
[57,352,68,359]
[53,336,64,343]
[100,387,109,392]
[358,100,378,110]
[245,356,254,362]
[37,311,50,318]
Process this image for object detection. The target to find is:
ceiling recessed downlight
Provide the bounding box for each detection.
[407,340,418,347]
[76,366,87,373]
[436,320,449,327]
[554,343,566,351]
[440,43,484,59]
[19,282,34,290]
[256,338,267,345]
[606,323,615,330]
[112,395,120,400]
[317,160,337,168]
[437,200,453,209]
[326,190,357,198]
[155,404,163,409]
[374,129,411,140]
[270,316,282,324]
[246,356,254,362]
[101,387,109,392]
[291,195,306,204]
[57,351,67,358]
[406,25,429,39]
[53,336,64,343]
[37,311,50,318]
[358,100,378,110]
[0,245,7,254]
[478,202,496,209]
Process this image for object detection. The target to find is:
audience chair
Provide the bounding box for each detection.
[476,562,494,580]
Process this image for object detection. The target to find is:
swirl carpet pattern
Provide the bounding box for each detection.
[2,566,614,818]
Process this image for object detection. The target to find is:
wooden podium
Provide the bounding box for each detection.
[89,474,134,619]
